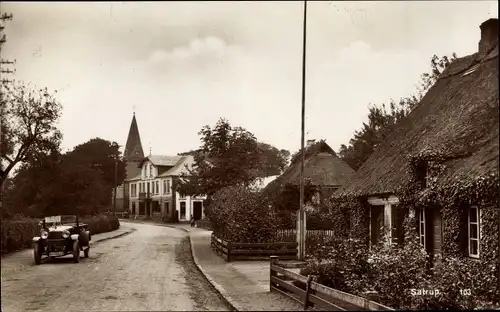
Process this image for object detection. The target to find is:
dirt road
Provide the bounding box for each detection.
[1,222,232,312]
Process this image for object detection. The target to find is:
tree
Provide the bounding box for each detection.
[176,118,263,198]
[338,54,457,170]
[257,142,290,176]
[64,137,126,187]
[0,83,62,187]
[4,137,125,217]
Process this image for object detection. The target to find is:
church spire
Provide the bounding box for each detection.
[124,113,144,162]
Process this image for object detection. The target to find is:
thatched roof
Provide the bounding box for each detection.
[335,40,499,198]
[263,140,355,196]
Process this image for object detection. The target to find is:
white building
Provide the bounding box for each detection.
[126,155,206,222]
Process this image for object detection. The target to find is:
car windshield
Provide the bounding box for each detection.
[43,215,77,225]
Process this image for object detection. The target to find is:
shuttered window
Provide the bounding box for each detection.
[391,205,404,245]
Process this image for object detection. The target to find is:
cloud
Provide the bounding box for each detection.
[148,36,229,63]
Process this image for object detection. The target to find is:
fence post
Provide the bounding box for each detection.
[270,256,279,291]
[303,274,313,310]
[227,242,232,262]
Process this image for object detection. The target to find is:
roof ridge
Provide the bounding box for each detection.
[438,44,498,81]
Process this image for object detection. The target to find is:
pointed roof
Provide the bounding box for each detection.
[124,113,144,162]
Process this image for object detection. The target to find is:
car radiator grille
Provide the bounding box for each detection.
[48,232,63,239]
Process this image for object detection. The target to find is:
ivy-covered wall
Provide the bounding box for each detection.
[330,150,499,305]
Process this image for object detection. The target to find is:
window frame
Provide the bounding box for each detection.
[419,208,426,249]
[468,205,480,259]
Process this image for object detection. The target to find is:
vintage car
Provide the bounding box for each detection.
[32,215,91,265]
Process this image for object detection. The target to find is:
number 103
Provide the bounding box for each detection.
[460,289,472,296]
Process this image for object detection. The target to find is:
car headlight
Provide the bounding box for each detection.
[62,230,70,239]
[41,230,48,239]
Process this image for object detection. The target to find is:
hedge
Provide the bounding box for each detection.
[206,184,278,243]
[1,214,120,256]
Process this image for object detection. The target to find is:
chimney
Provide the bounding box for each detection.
[306,139,316,148]
[478,18,499,55]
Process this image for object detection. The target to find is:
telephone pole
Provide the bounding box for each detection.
[0,12,15,81]
[0,12,14,213]
[298,0,308,261]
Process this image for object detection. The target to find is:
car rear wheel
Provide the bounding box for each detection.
[84,246,90,258]
[33,243,42,265]
[72,241,80,263]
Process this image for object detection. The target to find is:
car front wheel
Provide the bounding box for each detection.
[33,243,42,265]
[72,241,80,263]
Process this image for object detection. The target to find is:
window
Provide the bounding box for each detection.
[155,181,159,194]
[419,208,426,248]
[131,183,137,197]
[180,202,186,220]
[149,164,153,178]
[165,202,169,214]
[166,180,171,194]
[147,182,150,194]
[468,206,480,258]
[163,180,167,194]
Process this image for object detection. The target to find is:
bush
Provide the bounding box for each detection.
[1,214,120,256]
[0,218,40,256]
[300,238,370,294]
[301,233,499,310]
[366,236,430,309]
[207,184,278,243]
[82,214,120,235]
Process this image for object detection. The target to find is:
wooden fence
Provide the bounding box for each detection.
[270,256,394,311]
[211,233,298,261]
[274,229,336,242]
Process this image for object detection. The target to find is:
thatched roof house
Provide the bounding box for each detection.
[333,19,498,265]
[263,139,355,203]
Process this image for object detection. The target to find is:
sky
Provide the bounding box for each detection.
[2,1,498,157]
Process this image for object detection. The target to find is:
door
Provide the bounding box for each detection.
[180,201,186,220]
[193,201,202,221]
[370,205,384,245]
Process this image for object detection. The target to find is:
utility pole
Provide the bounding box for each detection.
[113,160,118,214]
[0,12,14,213]
[0,12,15,80]
[298,0,308,261]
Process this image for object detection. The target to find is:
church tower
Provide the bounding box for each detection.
[123,112,145,180]
[116,112,145,213]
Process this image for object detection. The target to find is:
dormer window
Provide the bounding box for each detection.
[416,161,429,188]
[462,64,480,77]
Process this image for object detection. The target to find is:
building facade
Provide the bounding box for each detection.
[127,155,206,222]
